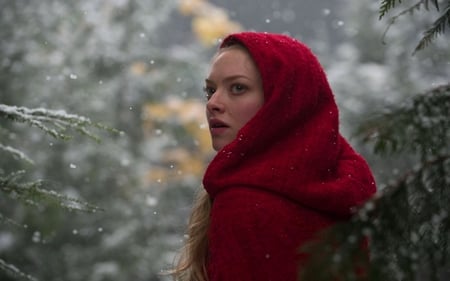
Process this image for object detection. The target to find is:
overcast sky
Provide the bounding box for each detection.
[211,0,341,41]
[163,0,343,47]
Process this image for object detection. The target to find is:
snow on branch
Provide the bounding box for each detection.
[0,104,119,142]
[0,212,23,228]
[0,144,34,165]
[300,153,450,280]
[300,83,450,280]
[0,170,103,213]
[0,259,37,281]
[357,83,450,157]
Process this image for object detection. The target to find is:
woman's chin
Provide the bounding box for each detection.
[212,141,229,152]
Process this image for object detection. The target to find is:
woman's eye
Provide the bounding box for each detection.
[230,84,247,94]
[203,86,215,100]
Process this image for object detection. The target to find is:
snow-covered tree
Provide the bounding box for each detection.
[300,1,450,280]
[0,0,223,280]
[0,104,112,280]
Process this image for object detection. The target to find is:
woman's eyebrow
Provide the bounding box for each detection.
[205,75,250,84]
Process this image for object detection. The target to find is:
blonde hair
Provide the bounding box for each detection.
[170,188,211,281]
[170,42,248,281]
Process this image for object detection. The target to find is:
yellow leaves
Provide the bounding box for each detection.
[178,0,205,16]
[178,0,242,46]
[142,97,213,187]
[129,61,148,76]
[165,148,205,175]
[192,14,242,46]
[143,96,206,124]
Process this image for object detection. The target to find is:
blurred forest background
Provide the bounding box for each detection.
[0,0,448,280]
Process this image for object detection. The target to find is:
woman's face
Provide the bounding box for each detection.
[205,46,264,151]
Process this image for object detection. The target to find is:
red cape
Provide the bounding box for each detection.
[203,32,376,281]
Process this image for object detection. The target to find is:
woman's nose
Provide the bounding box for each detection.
[206,90,225,113]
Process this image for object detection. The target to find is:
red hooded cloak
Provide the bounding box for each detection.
[203,32,376,281]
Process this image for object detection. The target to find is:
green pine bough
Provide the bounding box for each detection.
[0,104,119,281]
[379,0,450,54]
[300,84,450,280]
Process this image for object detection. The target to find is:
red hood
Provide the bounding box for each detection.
[203,32,376,217]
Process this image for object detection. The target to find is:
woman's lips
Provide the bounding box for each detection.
[209,118,229,135]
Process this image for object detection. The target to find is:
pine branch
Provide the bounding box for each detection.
[0,259,37,281]
[380,0,442,19]
[301,82,450,280]
[381,1,425,44]
[379,0,449,53]
[0,170,103,213]
[430,0,442,11]
[0,104,114,281]
[300,154,450,280]
[414,3,450,53]
[0,144,34,165]
[372,154,450,204]
[357,83,450,158]
[0,212,23,228]
[379,0,403,20]
[0,104,119,143]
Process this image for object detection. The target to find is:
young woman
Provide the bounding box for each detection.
[171,32,376,281]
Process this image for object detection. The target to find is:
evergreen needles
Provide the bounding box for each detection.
[359,84,450,158]
[0,104,118,143]
[0,170,103,214]
[300,84,450,280]
[0,104,115,280]
[379,0,450,53]
[0,259,38,281]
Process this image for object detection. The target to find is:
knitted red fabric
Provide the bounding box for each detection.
[203,32,376,281]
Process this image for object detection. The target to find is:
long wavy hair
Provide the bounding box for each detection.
[170,188,211,281]
[170,42,248,281]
